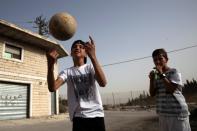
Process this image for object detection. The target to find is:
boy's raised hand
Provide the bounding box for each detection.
[85,36,96,59]
[47,49,59,66]
[155,65,163,74]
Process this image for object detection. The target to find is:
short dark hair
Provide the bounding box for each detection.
[152,48,168,60]
[71,40,86,50]
[71,40,87,64]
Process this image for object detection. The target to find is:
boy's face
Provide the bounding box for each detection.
[153,54,168,67]
[71,43,87,59]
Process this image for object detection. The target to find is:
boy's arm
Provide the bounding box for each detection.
[149,79,156,96]
[149,71,156,96]
[90,55,107,87]
[85,36,107,87]
[47,50,64,92]
[160,77,178,93]
[156,66,178,93]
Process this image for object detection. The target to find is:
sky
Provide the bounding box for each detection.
[1,0,197,104]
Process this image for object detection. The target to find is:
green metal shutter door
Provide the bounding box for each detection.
[0,82,29,120]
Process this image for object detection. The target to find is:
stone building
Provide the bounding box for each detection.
[0,19,68,120]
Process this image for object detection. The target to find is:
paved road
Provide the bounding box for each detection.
[0,110,158,131]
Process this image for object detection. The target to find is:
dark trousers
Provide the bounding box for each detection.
[73,117,106,131]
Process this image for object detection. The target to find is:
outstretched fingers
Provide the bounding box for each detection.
[89,36,95,45]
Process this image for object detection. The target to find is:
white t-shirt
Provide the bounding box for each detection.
[59,64,104,121]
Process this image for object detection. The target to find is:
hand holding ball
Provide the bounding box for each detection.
[49,12,77,41]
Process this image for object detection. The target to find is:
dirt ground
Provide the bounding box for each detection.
[104,110,158,131]
[0,111,158,131]
[0,113,70,126]
[0,110,195,131]
[130,117,158,131]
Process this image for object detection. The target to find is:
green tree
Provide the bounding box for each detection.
[33,15,49,36]
[183,79,197,94]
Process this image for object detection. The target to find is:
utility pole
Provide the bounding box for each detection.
[112,92,115,107]
[130,91,133,99]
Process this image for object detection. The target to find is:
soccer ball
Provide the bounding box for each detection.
[49,12,77,41]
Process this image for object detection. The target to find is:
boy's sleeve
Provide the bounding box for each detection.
[58,70,67,82]
[89,64,95,75]
[169,69,183,86]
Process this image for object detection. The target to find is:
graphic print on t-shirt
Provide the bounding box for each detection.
[70,73,94,101]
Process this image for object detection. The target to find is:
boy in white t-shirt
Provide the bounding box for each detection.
[47,36,107,131]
